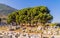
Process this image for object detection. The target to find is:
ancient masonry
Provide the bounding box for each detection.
[0,26,60,38]
[0,31,60,38]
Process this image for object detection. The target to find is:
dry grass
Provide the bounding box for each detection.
[0,25,60,34]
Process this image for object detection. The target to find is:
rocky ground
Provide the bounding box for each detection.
[0,25,60,38]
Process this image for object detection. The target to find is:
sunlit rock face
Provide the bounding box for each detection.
[0,31,41,38]
[0,30,60,38]
[0,25,60,38]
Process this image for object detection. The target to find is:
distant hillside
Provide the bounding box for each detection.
[0,3,17,15]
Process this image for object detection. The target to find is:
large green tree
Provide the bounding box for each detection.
[7,6,53,26]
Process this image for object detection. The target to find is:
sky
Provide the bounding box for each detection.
[0,0,60,23]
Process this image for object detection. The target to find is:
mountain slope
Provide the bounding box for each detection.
[0,3,17,15]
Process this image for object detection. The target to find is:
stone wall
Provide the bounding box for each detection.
[0,31,60,38]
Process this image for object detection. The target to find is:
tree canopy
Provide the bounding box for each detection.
[7,6,53,26]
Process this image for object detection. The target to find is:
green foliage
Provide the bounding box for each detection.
[49,23,57,27]
[7,6,53,26]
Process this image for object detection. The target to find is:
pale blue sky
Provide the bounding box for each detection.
[0,0,60,23]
